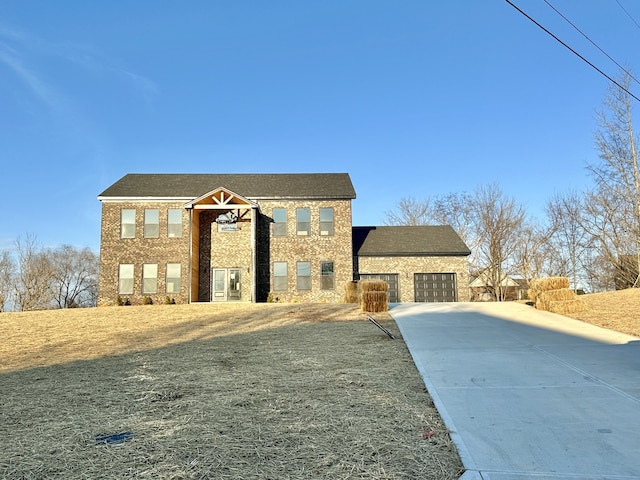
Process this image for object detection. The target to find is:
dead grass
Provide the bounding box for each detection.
[568,288,640,338]
[0,303,463,479]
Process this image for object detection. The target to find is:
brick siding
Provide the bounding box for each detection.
[258,199,353,303]
[98,191,469,305]
[98,202,191,306]
[357,255,470,302]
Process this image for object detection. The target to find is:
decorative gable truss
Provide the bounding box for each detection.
[185,187,259,222]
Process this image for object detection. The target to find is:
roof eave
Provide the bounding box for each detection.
[97,196,194,202]
[357,251,471,257]
[249,195,356,200]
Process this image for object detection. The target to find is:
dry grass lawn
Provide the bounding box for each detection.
[0,303,463,479]
[568,288,640,338]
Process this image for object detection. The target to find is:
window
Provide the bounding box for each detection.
[166,263,181,293]
[273,262,288,291]
[167,209,182,238]
[272,208,287,237]
[321,261,334,290]
[296,208,310,236]
[144,209,159,238]
[297,261,311,290]
[319,208,334,236]
[142,264,158,294]
[121,209,135,239]
[118,264,134,294]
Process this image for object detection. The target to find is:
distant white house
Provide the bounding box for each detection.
[469,271,529,301]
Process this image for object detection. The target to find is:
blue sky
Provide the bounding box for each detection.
[2,1,640,252]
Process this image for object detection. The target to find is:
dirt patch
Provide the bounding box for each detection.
[0,303,463,479]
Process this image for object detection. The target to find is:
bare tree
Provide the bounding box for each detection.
[384,196,432,226]
[588,70,640,288]
[545,191,592,291]
[14,235,55,311]
[385,183,528,301]
[512,220,555,287]
[581,189,634,290]
[0,250,15,312]
[50,245,99,308]
[473,183,526,301]
[430,191,480,267]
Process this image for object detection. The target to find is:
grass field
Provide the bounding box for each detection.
[2,289,637,479]
[0,303,463,479]
[569,288,640,338]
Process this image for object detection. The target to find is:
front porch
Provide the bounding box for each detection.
[186,187,259,303]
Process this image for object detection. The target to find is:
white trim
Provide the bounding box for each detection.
[98,196,193,203]
[184,187,259,210]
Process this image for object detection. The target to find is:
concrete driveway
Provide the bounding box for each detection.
[390,302,640,480]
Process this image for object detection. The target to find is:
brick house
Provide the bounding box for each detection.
[97,173,470,305]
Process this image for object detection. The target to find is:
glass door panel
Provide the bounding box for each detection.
[213,269,226,301]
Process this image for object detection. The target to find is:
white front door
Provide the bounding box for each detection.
[212,268,241,301]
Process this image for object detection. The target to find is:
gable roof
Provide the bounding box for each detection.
[353,225,471,257]
[98,173,356,200]
[185,187,258,209]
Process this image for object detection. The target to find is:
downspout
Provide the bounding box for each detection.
[251,206,257,302]
[188,207,193,303]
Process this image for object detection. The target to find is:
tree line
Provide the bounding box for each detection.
[385,71,640,299]
[0,234,99,312]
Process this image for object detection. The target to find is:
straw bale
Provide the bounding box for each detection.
[361,291,389,312]
[542,276,570,290]
[360,279,388,293]
[343,281,359,303]
[528,277,570,302]
[537,288,576,311]
[547,298,585,315]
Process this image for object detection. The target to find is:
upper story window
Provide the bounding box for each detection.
[296,208,310,236]
[319,208,334,236]
[144,209,160,238]
[167,209,183,238]
[118,264,134,294]
[121,209,136,239]
[272,208,287,237]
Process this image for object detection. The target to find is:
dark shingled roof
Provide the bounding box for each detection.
[98,173,356,200]
[353,225,471,257]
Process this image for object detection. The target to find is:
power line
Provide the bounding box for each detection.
[543,0,640,87]
[616,0,640,33]
[504,0,640,103]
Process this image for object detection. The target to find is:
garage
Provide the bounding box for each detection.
[358,273,399,303]
[414,273,457,302]
[353,226,471,302]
